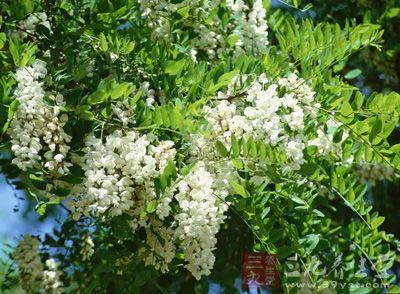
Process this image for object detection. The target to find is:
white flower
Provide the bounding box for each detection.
[42,258,64,292]
[355,162,395,185]
[143,218,176,273]
[171,162,230,280]
[68,130,176,219]
[203,73,319,171]
[8,60,72,176]
[13,235,63,292]
[111,100,135,126]
[308,129,334,155]
[15,12,51,39]
[233,0,269,54]
[285,139,305,170]
[80,236,95,261]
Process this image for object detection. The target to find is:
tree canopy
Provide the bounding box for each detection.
[0,0,399,293]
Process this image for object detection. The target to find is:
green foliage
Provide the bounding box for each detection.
[0,0,399,293]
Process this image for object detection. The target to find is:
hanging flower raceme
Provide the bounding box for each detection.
[12,235,44,291]
[67,130,176,220]
[12,235,64,293]
[204,73,340,171]
[169,162,230,280]
[8,60,72,175]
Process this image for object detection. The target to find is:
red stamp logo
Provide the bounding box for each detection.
[242,252,279,289]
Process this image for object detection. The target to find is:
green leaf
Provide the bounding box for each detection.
[130,90,143,106]
[8,99,20,119]
[217,70,239,84]
[301,3,313,12]
[227,34,240,46]
[59,174,83,184]
[261,207,270,219]
[300,234,320,254]
[87,90,108,104]
[29,174,47,190]
[0,32,6,50]
[80,110,95,121]
[371,216,385,230]
[299,162,319,177]
[146,200,157,213]
[110,82,130,100]
[9,37,19,65]
[344,69,362,80]
[229,180,248,197]
[364,146,374,162]
[215,141,229,157]
[278,246,293,259]
[100,32,108,52]
[165,60,186,76]
[35,201,47,215]
[369,117,384,145]
[313,209,325,217]
[291,196,307,206]
[258,141,267,160]
[153,105,163,125]
[339,101,354,123]
[247,137,257,158]
[177,6,190,17]
[384,8,400,19]
[159,160,177,190]
[160,107,170,127]
[231,158,243,169]
[2,120,10,134]
[388,285,400,294]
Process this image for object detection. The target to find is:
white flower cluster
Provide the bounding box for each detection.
[115,254,134,276]
[230,0,269,54]
[143,217,176,273]
[42,259,64,293]
[111,100,135,126]
[110,81,156,126]
[12,235,44,291]
[191,24,225,60]
[80,236,95,261]
[148,132,234,279]
[68,130,176,220]
[190,0,270,59]
[14,12,51,39]
[158,162,229,280]
[139,0,177,40]
[204,73,335,170]
[13,235,64,292]
[139,81,156,109]
[139,0,269,60]
[355,162,395,185]
[8,60,72,174]
[308,129,335,155]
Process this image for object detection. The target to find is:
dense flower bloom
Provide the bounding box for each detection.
[8,60,72,175]
[14,12,51,39]
[203,73,326,170]
[355,162,395,185]
[171,162,229,279]
[12,235,44,291]
[233,0,269,54]
[68,130,176,220]
[143,217,176,273]
[80,236,95,261]
[42,259,64,293]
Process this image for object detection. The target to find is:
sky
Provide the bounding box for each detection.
[0,174,65,259]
